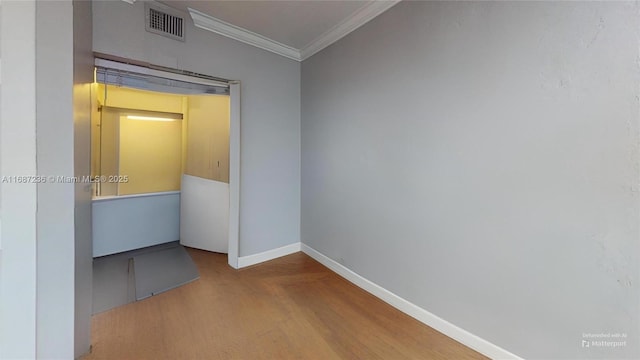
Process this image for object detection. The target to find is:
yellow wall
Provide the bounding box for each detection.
[118,115,183,195]
[98,108,120,196]
[91,84,230,195]
[91,83,101,180]
[185,94,230,183]
[93,85,185,195]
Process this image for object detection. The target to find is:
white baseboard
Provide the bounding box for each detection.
[301,243,522,360]
[237,242,301,268]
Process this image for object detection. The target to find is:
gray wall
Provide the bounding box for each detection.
[301,2,639,359]
[36,1,76,357]
[0,0,2,249]
[73,0,94,356]
[0,0,86,357]
[92,0,301,256]
[0,1,38,358]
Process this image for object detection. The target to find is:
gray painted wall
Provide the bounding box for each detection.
[73,0,94,356]
[92,0,301,256]
[301,2,639,359]
[35,1,76,357]
[0,1,38,357]
[0,0,2,250]
[0,1,93,357]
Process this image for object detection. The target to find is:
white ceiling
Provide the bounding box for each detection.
[159,0,398,60]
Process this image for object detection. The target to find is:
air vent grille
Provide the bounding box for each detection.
[145,4,185,41]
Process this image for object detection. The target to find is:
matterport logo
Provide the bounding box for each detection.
[581,332,627,348]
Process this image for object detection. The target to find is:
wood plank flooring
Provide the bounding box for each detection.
[84,249,487,360]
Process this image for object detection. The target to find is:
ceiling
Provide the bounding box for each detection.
[160,0,399,61]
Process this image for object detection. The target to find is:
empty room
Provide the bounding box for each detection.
[0,1,638,359]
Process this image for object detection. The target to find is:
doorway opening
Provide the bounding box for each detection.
[90,58,240,313]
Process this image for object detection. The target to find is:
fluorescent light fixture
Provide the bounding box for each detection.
[127,115,178,122]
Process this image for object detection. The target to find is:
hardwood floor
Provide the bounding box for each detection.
[84,249,487,360]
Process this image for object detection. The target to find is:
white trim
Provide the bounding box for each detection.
[188,8,301,61]
[237,242,301,268]
[300,1,400,61]
[227,82,241,269]
[187,2,399,62]
[301,244,523,360]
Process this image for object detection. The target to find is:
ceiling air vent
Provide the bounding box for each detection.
[145,3,185,41]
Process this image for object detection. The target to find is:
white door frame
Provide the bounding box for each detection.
[227,81,240,268]
[93,57,241,269]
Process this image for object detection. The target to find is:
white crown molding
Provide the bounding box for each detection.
[188,7,301,61]
[300,0,401,61]
[188,2,399,62]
